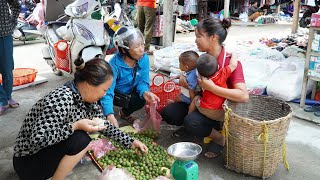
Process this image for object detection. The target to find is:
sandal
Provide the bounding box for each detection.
[0,105,10,115]
[315,111,320,117]
[304,104,320,112]
[8,99,20,108]
[204,142,224,158]
[119,110,139,123]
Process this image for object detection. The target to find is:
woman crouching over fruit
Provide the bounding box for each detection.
[12,58,147,180]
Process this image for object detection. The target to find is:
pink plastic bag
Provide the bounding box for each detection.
[133,102,162,137]
[88,139,116,159]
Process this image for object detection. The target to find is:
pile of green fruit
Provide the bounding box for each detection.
[138,129,160,139]
[96,132,172,180]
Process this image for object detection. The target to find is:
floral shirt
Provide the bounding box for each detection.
[14,81,134,157]
[0,0,21,37]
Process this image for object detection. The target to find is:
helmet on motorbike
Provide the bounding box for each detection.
[113,26,144,50]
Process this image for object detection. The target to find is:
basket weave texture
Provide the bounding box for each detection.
[0,68,37,87]
[223,95,292,178]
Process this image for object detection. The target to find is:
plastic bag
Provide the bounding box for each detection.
[133,102,162,137]
[266,59,313,101]
[26,2,45,30]
[239,12,248,22]
[88,139,116,159]
[99,166,135,180]
[242,59,281,95]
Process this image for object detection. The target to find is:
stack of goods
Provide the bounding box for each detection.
[309,32,320,78]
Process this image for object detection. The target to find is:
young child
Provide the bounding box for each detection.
[189,53,238,121]
[170,50,199,106]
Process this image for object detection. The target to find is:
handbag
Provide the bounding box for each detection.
[113,66,137,108]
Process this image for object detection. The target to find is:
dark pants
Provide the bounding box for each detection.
[0,35,14,106]
[13,131,91,180]
[137,6,156,51]
[121,91,146,117]
[161,102,220,137]
[198,1,208,20]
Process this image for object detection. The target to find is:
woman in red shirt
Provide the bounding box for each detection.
[161,18,249,158]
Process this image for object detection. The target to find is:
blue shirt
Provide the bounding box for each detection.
[100,52,150,115]
[180,69,198,104]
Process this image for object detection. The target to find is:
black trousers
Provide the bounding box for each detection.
[13,130,91,180]
[121,91,146,117]
[160,102,220,137]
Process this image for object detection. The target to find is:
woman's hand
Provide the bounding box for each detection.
[179,75,189,89]
[143,91,160,104]
[131,140,148,154]
[198,76,216,91]
[106,114,119,128]
[72,119,106,132]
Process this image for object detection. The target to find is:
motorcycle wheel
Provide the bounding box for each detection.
[45,59,63,76]
[53,68,63,76]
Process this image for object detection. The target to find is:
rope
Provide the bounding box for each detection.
[223,108,231,168]
[257,122,269,177]
[282,143,290,171]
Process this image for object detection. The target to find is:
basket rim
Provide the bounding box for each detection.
[223,95,293,124]
[13,68,38,78]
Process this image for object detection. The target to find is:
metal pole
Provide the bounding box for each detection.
[163,0,174,47]
[224,0,230,18]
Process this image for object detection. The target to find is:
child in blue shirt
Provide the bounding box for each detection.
[171,50,199,105]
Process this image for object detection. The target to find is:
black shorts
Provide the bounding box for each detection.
[13,130,91,180]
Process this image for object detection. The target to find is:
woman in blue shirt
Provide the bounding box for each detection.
[100,26,159,127]
[286,1,294,17]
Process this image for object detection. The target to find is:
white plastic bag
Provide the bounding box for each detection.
[266,59,312,101]
[239,12,248,22]
[242,59,280,95]
[99,166,135,180]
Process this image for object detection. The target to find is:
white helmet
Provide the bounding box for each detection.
[113,26,145,50]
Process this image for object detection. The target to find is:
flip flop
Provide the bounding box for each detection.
[304,104,320,112]
[0,105,10,115]
[8,99,20,108]
[204,142,224,158]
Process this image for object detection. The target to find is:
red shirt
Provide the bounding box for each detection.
[137,0,156,8]
[200,47,246,109]
[219,47,245,87]
[200,66,232,109]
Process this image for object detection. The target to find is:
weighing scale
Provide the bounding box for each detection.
[167,142,202,180]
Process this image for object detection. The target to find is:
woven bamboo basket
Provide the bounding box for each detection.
[223,95,292,178]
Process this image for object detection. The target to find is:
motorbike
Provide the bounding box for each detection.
[41,0,110,75]
[299,1,320,28]
[13,0,42,43]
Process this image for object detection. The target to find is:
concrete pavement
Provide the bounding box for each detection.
[0,24,319,180]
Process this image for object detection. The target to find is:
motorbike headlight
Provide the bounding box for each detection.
[70,2,88,18]
[73,23,96,45]
[103,30,110,47]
